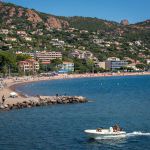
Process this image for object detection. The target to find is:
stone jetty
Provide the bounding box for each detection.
[0,96,88,111]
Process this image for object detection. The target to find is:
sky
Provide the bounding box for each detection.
[4,0,150,23]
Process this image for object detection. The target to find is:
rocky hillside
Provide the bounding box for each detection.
[0,2,150,31]
[0,2,122,31]
[0,2,69,29]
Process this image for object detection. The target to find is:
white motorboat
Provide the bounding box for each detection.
[84,126,126,139]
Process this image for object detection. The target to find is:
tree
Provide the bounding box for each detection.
[51,58,63,65]
[136,64,145,70]
[0,51,16,76]
[49,59,63,72]
[16,54,31,62]
[86,59,94,73]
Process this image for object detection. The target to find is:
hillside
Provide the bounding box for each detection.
[0,2,69,30]
[0,1,150,71]
[1,2,150,31]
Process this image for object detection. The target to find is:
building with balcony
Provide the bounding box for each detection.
[105,57,128,70]
[58,62,74,73]
[35,51,62,64]
[19,59,39,73]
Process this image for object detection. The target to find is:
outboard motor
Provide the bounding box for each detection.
[109,127,113,132]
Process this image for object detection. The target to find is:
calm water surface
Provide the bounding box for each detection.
[0,75,150,150]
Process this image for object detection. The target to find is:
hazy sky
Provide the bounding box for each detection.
[5,0,150,23]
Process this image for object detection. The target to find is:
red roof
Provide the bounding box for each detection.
[42,62,50,65]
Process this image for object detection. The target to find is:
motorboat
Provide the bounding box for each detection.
[84,126,126,139]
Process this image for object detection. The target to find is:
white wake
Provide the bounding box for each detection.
[126,131,150,137]
[95,131,150,140]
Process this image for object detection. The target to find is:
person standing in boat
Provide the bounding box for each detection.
[113,124,121,132]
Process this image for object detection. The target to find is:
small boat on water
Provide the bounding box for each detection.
[84,124,126,139]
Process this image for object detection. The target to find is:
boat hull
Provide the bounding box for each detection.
[84,129,126,139]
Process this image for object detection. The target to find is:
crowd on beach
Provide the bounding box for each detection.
[0,72,150,109]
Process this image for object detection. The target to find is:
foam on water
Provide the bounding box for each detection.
[126,131,150,137]
[95,131,150,140]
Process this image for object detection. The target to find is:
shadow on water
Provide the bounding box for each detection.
[75,138,128,150]
[86,137,127,145]
[75,136,128,150]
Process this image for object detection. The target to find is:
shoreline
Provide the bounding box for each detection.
[11,72,150,96]
[0,72,150,107]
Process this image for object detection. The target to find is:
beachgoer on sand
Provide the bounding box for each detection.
[2,95,5,104]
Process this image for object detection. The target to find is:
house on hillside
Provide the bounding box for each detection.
[58,62,74,73]
[0,29,9,35]
[98,62,106,69]
[50,39,65,47]
[19,59,39,73]
[24,37,32,41]
[17,31,27,36]
[146,59,150,64]
[69,50,93,60]
[5,37,17,42]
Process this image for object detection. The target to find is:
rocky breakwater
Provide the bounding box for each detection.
[0,96,88,111]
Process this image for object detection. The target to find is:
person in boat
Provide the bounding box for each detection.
[96,128,102,132]
[113,124,122,132]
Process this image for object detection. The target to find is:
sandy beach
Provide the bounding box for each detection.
[0,72,150,106]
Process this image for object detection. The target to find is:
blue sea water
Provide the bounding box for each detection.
[0,75,150,150]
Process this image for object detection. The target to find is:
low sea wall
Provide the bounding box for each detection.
[0,96,88,111]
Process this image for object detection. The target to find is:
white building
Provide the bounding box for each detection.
[107,57,121,61]
[24,37,32,41]
[50,39,65,47]
[70,50,94,60]
[98,62,106,69]
[146,59,150,64]
[0,29,9,34]
[5,37,17,42]
[17,31,27,36]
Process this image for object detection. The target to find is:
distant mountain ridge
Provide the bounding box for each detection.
[0,1,149,31]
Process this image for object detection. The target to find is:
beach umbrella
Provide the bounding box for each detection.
[10,92,18,97]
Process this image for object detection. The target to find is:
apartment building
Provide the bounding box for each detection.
[105,57,128,70]
[19,59,39,73]
[58,62,74,73]
[35,51,62,64]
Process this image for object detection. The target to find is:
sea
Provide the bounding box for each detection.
[0,75,150,150]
